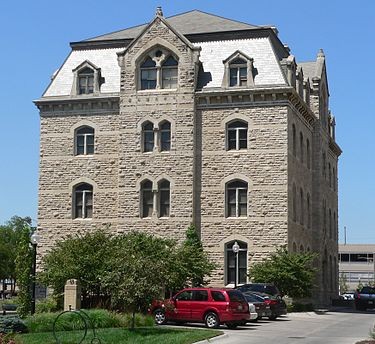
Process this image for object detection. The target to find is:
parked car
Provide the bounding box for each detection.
[340,292,355,300]
[243,292,272,321]
[149,288,250,329]
[354,286,375,310]
[236,284,286,320]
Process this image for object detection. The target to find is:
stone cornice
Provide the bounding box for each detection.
[329,138,342,157]
[34,95,119,117]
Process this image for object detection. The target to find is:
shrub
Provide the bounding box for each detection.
[24,309,153,333]
[0,316,27,334]
[35,296,60,314]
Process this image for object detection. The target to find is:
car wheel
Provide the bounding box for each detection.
[226,322,238,329]
[154,309,166,325]
[268,314,277,320]
[205,312,219,328]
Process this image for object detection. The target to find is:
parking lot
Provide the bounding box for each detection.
[197,308,375,344]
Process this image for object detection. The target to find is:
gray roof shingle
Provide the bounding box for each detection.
[85,10,259,42]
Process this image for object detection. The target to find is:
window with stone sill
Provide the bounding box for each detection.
[139,49,178,90]
[75,126,94,156]
[142,121,154,153]
[158,179,170,217]
[73,183,93,219]
[72,61,102,96]
[229,58,248,87]
[226,180,248,218]
[226,120,248,151]
[222,51,254,88]
[78,67,94,94]
[160,121,171,152]
[141,180,153,218]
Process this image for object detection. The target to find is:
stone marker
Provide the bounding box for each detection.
[64,279,81,311]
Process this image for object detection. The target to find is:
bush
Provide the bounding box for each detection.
[287,303,314,312]
[24,309,153,333]
[35,296,60,314]
[0,316,27,334]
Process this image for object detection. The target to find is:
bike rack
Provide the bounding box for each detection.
[53,309,102,344]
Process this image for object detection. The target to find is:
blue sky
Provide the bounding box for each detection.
[0,0,374,243]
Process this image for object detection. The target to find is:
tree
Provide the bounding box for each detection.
[40,230,113,307]
[248,248,317,299]
[339,273,349,294]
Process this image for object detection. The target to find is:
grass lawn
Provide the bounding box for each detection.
[16,326,223,344]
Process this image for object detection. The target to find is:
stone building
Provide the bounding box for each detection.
[34,8,341,304]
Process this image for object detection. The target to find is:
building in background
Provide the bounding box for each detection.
[339,244,375,291]
[34,8,341,305]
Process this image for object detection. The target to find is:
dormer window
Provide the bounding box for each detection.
[138,48,178,90]
[78,68,94,94]
[72,61,102,96]
[223,51,254,88]
[161,56,178,89]
[229,58,247,87]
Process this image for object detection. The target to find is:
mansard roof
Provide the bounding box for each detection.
[84,10,259,42]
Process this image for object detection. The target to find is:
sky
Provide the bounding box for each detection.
[0,0,374,243]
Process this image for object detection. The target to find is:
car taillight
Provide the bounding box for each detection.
[265,299,278,305]
[227,302,247,312]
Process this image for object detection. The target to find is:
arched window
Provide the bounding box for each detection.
[73,183,93,219]
[140,57,157,90]
[329,163,332,187]
[142,121,154,152]
[229,58,247,87]
[160,121,171,151]
[75,126,94,155]
[300,188,304,225]
[161,56,178,89]
[292,242,297,253]
[306,139,311,169]
[141,180,153,218]
[300,244,304,253]
[227,120,248,150]
[300,132,304,163]
[292,124,296,157]
[225,241,247,285]
[78,67,94,94]
[307,193,311,229]
[329,208,332,239]
[226,180,248,217]
[159,179,170,217]
[293,184,297,222]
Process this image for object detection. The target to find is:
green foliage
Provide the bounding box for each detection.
[40,230,113,306]
[0,315,27,334]
[35,296,59,314]
[248,248,317,298]
[339,273,349,294]
[287,302,314,312]
[13,217,34,317]
[24,310,152,333]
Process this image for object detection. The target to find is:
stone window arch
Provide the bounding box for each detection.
[226,180,248,218]
[141,179,153,218]
[307,193,311,229]
[292,124,296,157]
[73,183,93,219]
[300,188,304,225]
[159,120,171,152]
[292,242,297,253]
[138,47,179,90]
[226,120,248,151]
[329,208,332,239]
[300,244,304,253]
[300,132,304,163]
[158,179,170,217]
[142,121,155,153]
[225,240,248,285]
[306,139,311,169]
[75,126,94,155]
[72,60,102,95]
[222,51,254,88]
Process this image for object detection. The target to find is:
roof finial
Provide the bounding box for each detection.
[317,48,325,58]
[156,6,163,17]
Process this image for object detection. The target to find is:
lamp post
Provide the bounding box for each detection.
[232,241,240,288]
[30,232,40,315]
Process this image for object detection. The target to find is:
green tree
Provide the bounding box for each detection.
[40,230,113,307]
[102,231,175,329]
[248,248,317,298]
[339,273,349,294]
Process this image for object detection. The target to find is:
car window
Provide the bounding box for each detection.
[192,290,208,301]
[211,291,226,302]
[228,290,246,302]
[176,290,193,301]
[244,294,258,302]
[361,287,375,294]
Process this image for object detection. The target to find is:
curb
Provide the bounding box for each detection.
[194,333,229,343]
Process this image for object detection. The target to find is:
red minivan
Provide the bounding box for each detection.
[149,288,250,329]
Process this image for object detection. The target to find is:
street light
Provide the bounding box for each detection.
[232,241,240,288]
[30,232,40,315]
